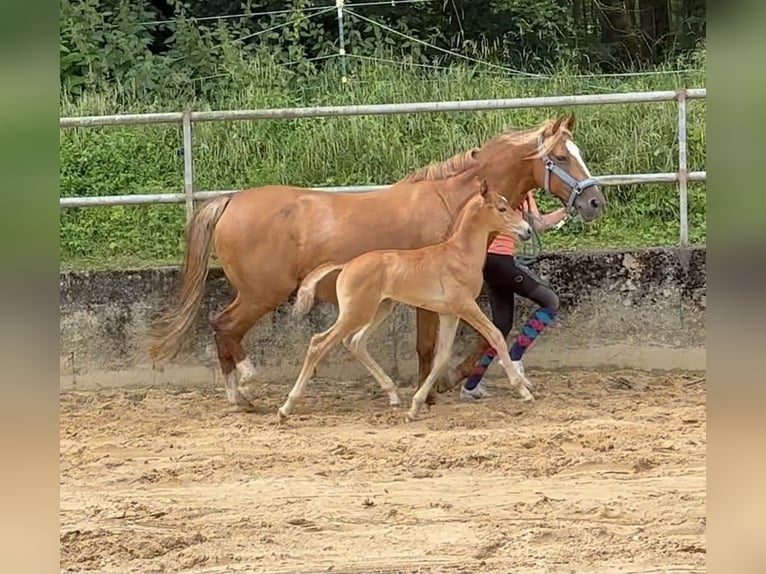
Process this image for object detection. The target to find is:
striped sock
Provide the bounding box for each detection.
[510,307,556,361]
[464,347,498,390]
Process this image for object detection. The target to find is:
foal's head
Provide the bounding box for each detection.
[530,114,606,222]
[476,179,532,242]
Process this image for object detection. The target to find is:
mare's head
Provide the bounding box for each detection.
[530,114,606,221]
[476,178,532,241]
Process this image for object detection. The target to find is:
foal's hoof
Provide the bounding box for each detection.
[404,411,418,423]
[277,407,290,423]
[520,377,535,391]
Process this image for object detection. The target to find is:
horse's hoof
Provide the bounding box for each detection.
[434,374,458,394]
[434,380,449,394]
[234,395,258,413]
[405,412,417,423]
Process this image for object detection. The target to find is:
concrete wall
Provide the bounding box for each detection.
[59,246,706,390]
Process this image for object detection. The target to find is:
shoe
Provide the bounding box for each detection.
[460,382,489,400]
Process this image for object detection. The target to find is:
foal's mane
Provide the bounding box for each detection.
[397,119,569,185]
[445,190,485,237]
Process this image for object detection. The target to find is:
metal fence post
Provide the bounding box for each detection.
[336,0,347,82]
[182,111,195,221]
[677,89,689,247]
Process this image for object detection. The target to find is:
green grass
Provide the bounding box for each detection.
[60,57,706,270]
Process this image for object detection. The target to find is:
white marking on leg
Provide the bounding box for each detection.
[235,358,257,382]
[235,357,260,406]
[223,371,239,404]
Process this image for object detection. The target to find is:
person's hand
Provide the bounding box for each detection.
[551,208,569,230]
[538,207,568,231]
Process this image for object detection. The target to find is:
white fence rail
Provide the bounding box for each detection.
[59,88,706,246]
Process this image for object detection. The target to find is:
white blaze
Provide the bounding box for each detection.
[565,139,592,178]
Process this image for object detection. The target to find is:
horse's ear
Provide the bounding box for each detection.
[479,178,489,197]
[545,116,565,136]
[565,113,576,133]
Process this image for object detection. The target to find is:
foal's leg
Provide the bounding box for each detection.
[416,308,440,405]
[343,299,400,407]
[407,314,460,421]
[279,298,378,419]
[278,323,348,420]
[455,300,534,402]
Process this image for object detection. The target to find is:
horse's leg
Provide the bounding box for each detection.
[212,290,288,410]
[416,308,440,405]
[211,294,255,411]
[407,314,460,421]
[454,300,534,402]
[343,299,400,408]
[435,336,490,394]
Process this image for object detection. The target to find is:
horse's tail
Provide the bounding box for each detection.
[292,262,346,317]
[148,195,232,363]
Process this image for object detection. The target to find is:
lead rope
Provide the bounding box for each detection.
[516,197,543,267]
[515,210,543,268]
[514,197,548,286]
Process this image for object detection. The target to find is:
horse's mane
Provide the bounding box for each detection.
[397,119,569,184]
[398,148,480,184]
[487,120,570,159]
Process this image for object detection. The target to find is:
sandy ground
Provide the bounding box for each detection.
[60,369,706,574]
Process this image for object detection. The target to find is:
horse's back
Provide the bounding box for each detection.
[212,182,450,300]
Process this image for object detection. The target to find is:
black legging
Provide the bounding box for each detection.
[483,253,559,338]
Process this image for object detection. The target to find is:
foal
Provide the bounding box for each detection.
[282,178,535,422]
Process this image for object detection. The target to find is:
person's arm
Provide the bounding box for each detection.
[535,207,568,232]
[524,193,568,232]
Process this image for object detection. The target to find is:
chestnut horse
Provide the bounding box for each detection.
[283,178,534,422]
[148,114,605,410]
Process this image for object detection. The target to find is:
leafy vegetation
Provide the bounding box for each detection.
[59,0,706,269]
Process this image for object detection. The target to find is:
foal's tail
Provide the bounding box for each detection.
[148,195,232,363]
[293,262,346,317]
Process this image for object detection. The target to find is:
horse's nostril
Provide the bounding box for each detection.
[589,197,601,209]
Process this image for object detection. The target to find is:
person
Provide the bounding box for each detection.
[459,191,568,399]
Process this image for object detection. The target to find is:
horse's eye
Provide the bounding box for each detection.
[498,206,507,212]
[555,154,567,162]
